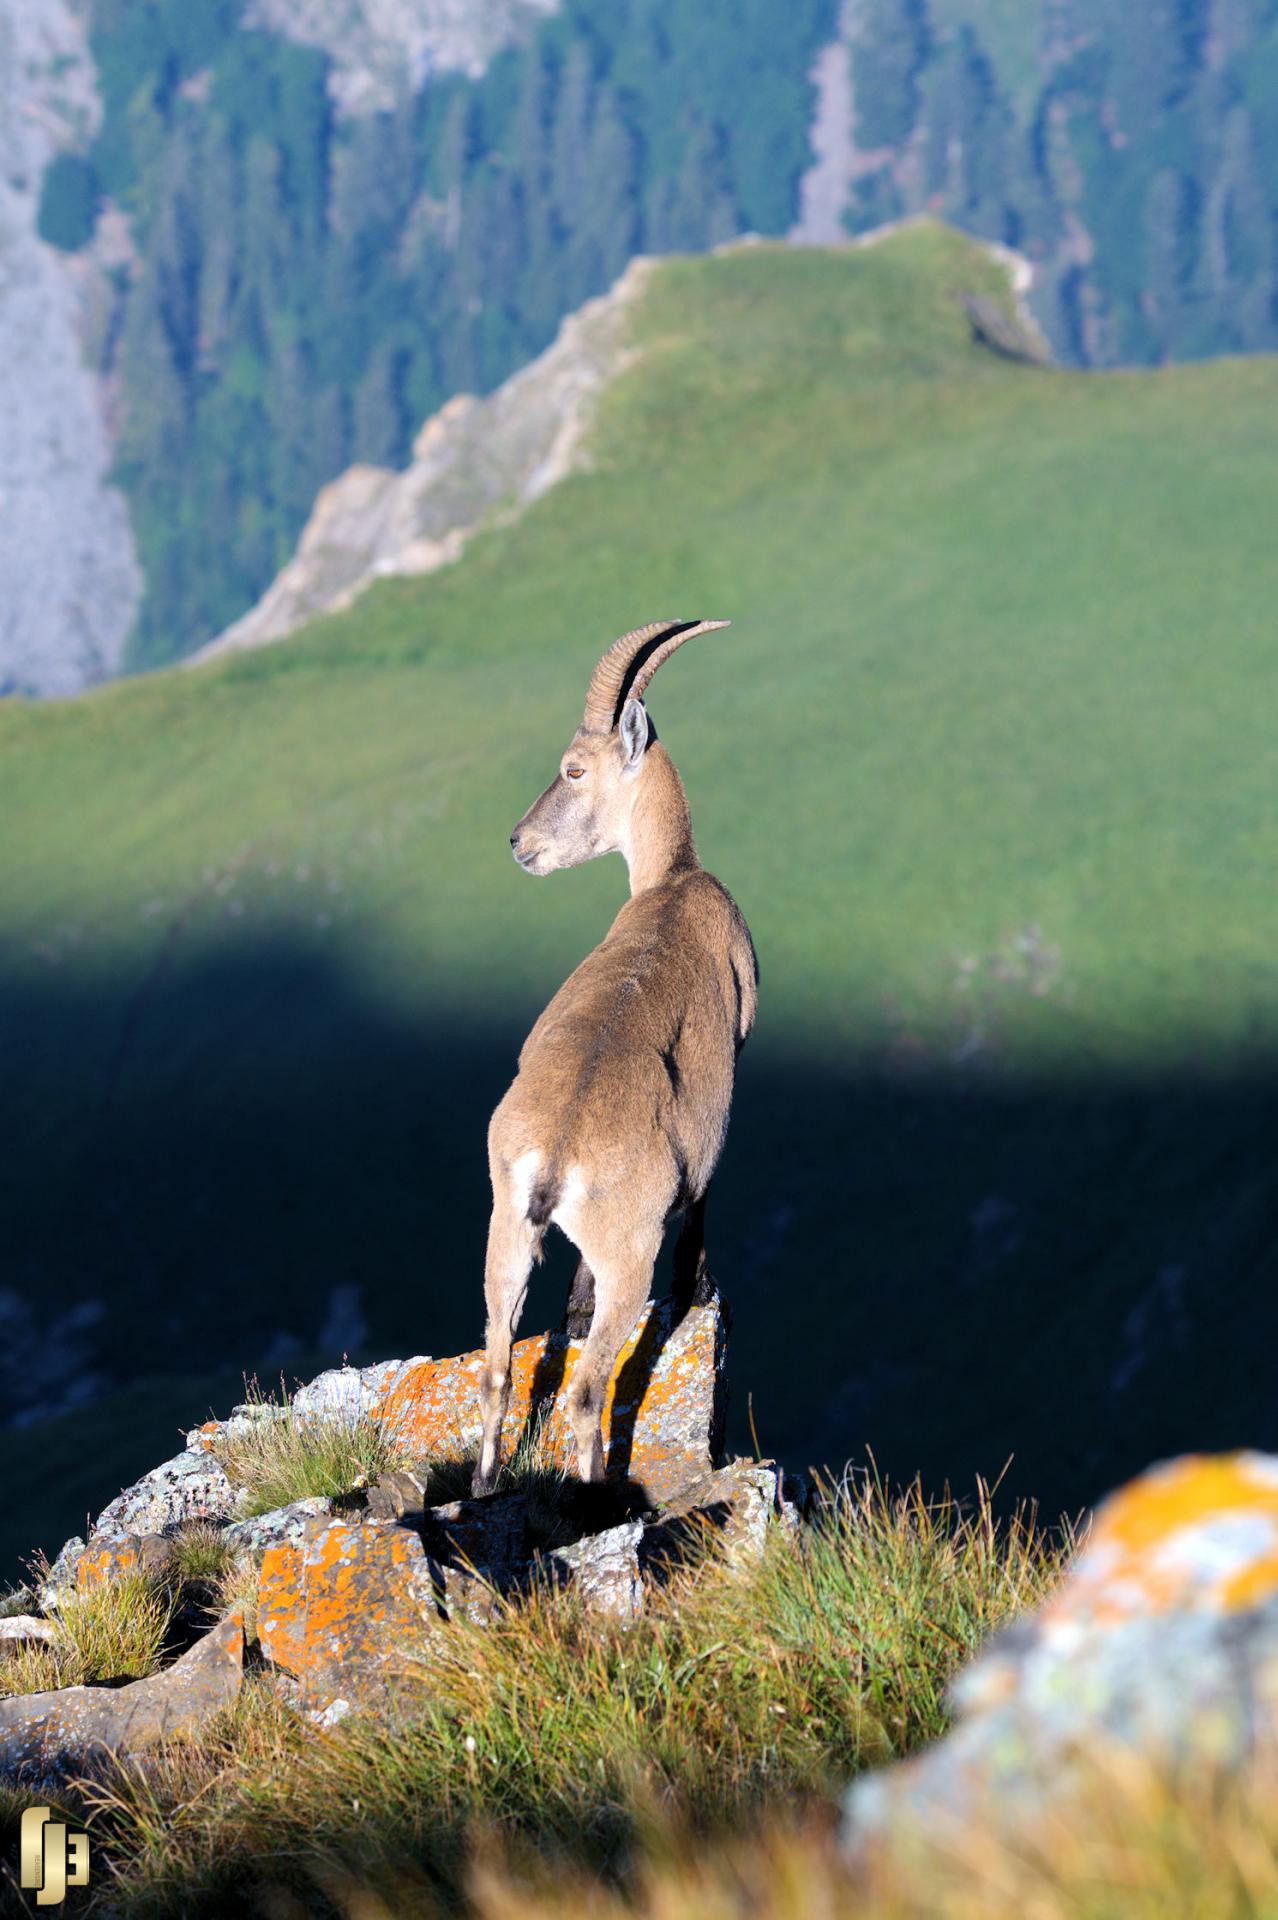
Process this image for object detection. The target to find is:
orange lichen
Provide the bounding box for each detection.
[1044,1453,1278,1630]
[76,1539,142,1590]
[258,1520,429,1705]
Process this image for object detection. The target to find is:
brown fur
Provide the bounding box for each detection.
[472,631,757,1492]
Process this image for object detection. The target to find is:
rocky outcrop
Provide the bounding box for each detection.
[842,1451,1278,1853]
[7,1294,803,1745]
[0,0,141,697]
[0,1610,243,1781]
[371,1290,728,1505]
[195,254,654,665]
[245,0,560,117]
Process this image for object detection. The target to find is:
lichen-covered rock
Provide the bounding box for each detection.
[842,1452,1278,1852]
[0,1611,243,1781]
[257,1518,435,1709]
[374,1293,728,1504]
[223,1496,333,1555]
[93,1444,236,1538]
[37,1538,84,1613]
[650,1460,803,1569]
[553,1520,644,1622]
[76,1532,173,1590]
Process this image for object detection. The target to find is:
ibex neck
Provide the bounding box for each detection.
[623,744,700,896]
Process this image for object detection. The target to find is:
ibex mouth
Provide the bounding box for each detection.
[513,847,542,874]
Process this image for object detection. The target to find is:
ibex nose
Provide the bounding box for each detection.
[510,830,521,850]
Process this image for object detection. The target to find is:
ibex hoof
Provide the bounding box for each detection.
[563,1307,593,1341]
[470,1463,499,1498]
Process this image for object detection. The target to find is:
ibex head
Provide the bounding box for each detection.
[509,619,729,877]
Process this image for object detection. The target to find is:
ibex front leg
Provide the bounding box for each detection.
[472,1179,537,1497]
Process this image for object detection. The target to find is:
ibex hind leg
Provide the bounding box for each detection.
[564,1237,659,1483]
[472,1189,539,1497]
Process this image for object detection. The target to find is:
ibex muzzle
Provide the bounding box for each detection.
[474,619,757,1494]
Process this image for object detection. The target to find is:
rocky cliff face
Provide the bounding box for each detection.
[0,0,141,697]
[244,0,560,115]
[2,0,563,697]
[196,252,653,663]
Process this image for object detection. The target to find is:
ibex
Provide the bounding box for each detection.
[472,619,758,1494]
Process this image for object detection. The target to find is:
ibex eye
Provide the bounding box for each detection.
[565,768,585,780]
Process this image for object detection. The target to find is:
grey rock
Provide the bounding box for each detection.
[423,1493,528,1571]
[94,1446,236,1538]
[0,1617,57,1645]
[244,0,560,117]
[645,1459,799,1571]
[0,1610,244,1780]
[223,1496,333,1554]
[36,1538,84,1614]
[364,1467,430,1524]
[0,0,142,696]
[553,1519,644,1622]
[841,1452,1278,1855]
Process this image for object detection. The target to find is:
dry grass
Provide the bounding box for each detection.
[0,1570,175,1699]
[213,1379,403,1518]
[74,1473,1066,1915]
[468,1740,1278,1920]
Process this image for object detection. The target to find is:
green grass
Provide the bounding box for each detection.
[66,1473,1064,1914]
[0,1571,175,1700]
[5,222,1278,1577]
[213,1382,403,1518]
[165,1522,237,1589]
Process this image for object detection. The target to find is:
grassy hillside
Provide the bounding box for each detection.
[6,223,1278,1579]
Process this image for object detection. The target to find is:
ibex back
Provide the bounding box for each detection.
[472,619,758,1493]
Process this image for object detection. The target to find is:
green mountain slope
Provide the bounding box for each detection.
[6,223,1278,1578]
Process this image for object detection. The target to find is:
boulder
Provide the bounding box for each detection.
[0,1611,244,1781]
[92,1443,236,1538]
[842,1451,1278,1853]
[224,1496,333,1554]
[552,1520,645,1622]
[0,1617,57,1645]
[76,1532,173,1590]
[257,1518,436,1710]
[37,1538,84,1613]
[648,1460,804,1570]
[374,1293,729,1504]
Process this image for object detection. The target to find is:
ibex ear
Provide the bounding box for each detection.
[618,697,650,770]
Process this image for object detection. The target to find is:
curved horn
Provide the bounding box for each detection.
[581,618,730,732]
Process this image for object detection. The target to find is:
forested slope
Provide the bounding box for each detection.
[32,0,1278,674]
[47,0,829,666]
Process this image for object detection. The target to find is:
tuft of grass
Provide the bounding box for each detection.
[214,1555,262,1643]
[214,1379,403,1519]
[77,1473,1066,1913]
[0,1571,175,1700]
[167,1521,237,1587]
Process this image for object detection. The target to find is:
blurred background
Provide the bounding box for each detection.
[4,0,1278,1581]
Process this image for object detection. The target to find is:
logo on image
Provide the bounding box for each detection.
[19,1806,89,1907]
